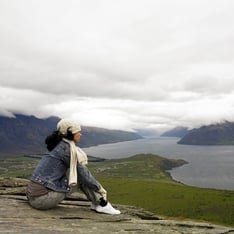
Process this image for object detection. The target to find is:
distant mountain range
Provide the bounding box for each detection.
[160,122,234,145]
[177,121,234,145]
[160,126,189,138]
[2,114,233,156]
[0,114,142,154]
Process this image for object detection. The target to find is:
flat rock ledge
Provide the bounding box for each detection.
[0,177,233,234]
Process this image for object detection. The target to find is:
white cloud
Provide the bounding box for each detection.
[0,0,234,132]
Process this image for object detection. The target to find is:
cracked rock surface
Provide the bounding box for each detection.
[0,177,234,234]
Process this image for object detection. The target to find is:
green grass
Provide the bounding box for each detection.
[88,154,187,182]
[98,177,234,226]
[0,153,234,227]
[0,156,38,178]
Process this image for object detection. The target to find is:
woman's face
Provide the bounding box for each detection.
[73,131,82,143]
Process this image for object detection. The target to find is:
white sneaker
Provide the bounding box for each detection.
[95,202,121,215]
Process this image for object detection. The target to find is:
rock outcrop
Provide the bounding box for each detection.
[0,177,233,234]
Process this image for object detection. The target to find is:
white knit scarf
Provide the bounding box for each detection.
[63,138,88,186]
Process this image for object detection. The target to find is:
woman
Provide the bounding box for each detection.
[26,118,120,215]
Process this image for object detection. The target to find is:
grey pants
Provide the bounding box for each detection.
[28,164,103,210]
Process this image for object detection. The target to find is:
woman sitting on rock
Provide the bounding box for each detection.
[26,118,120,215]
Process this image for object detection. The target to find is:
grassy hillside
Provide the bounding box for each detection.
[88,154,234,226]
[0,154,233,227]
[100,178,234,226]
[88,154,187,181]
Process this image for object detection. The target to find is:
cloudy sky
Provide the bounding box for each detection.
[0,0,234,132]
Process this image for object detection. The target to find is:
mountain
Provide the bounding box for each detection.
[78,126,142,147]
[0,114,142,154]
[161,126,189,138]
[178,121,234,145]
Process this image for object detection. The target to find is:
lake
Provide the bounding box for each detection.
[83,137,234,191]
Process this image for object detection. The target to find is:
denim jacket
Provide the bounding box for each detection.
[30,140,71,193]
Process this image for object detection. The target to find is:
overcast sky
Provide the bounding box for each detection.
[0,0,234,132]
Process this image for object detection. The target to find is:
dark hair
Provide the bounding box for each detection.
[66,128,74,140]
[45,129,74,151]
[45,130,63,151]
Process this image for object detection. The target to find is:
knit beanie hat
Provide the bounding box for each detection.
[57,118,81,135]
